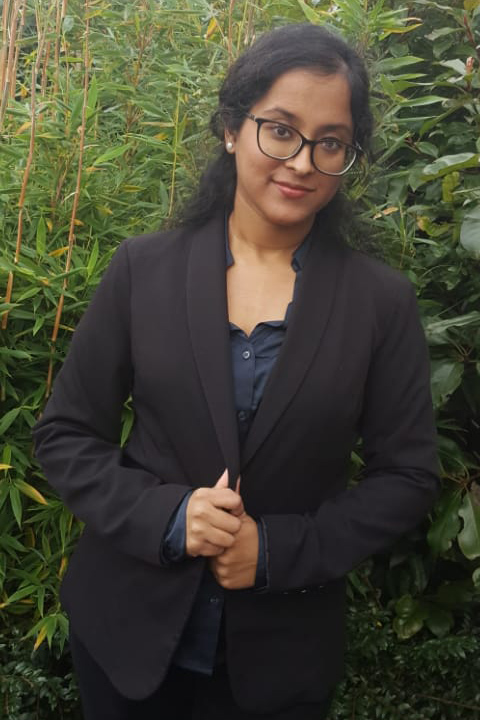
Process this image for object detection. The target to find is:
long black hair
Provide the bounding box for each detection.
[176,23,373,238]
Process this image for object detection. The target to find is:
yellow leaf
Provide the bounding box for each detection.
[97,205,113,215]
[48,246,68,257]
[73,218,83,226]
[15,479,48,505]
[19,84,29,99]
[86,166,99,173]
[382,206,399,216]
[58,556,68,579]
[33,625,47,651]
[15,121,31,135]
[154,132,167,141]
[205,16,218,40]
[0,463,12,470]
[46,218,53,232]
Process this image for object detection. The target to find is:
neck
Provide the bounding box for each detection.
[228,201,314,264]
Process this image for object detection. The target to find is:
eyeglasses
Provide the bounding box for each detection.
[245,112,361,176]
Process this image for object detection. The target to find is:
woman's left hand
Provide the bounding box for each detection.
[208,512,259,589]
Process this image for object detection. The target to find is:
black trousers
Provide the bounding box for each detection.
[69,632,333,720]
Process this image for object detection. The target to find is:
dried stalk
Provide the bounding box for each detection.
[6,0,21,99]
[0,0,20,130]
[53,0,61,97]
[46,0,90,397]
[12,0,26,97]
[167,78,181,219]
[1,10,45,329]
[0,0,10,98]
[227,0,236,63]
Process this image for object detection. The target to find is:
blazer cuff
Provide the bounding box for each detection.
[254,517,269,592]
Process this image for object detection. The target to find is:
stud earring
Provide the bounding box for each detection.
[226,141,234,151]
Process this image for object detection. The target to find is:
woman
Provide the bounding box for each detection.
[34,23,439,720]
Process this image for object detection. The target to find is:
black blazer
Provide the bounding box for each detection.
[34,213,439,713]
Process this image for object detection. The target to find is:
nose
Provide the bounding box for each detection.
[284,143,316,175]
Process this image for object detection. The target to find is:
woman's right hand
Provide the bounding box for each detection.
[186,469,244,557]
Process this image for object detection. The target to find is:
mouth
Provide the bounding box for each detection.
[273,180,315,199]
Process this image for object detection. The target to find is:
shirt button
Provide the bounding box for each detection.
[242,350,251,360]
[238,410,247,422]
[210,596,220,604]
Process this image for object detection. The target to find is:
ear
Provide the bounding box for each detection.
[224,129,236,153]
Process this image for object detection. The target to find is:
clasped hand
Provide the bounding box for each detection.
[186,469,258,589]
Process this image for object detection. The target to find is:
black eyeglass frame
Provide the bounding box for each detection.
[244,112,362,177]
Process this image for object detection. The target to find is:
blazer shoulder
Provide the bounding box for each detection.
[345,248,414,305]
[121,225,191,265]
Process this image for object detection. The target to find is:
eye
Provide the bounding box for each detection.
[268,123,293,140]
[318,137,343,152]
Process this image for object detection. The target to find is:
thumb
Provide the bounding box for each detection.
[214,468,229,489]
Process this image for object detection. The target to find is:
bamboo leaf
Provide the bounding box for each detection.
[0,408,22,435]
[458,491,480,560]
[14,479,48,506]
[93,144,131,165]
[36,217,46,257]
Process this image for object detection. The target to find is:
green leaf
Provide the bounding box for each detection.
[62,15,74,33]
[427,489,462,555]
[423,604,454,638]
[460,206,480,259]
[430,360,464,407]
[296,0,321,23]
[0,583,37,607]
[458,490,480,560]
[87,239,99,277]
[36,217,46,256]
[423,153,480,178]
[0,407,22,435]
[401,95,446,107]
[9,485,22,528]
[93,144,131,165]
[393,594,427,639]
[87,74,98,120]
[425,311,480,344]
[376,56,424,72]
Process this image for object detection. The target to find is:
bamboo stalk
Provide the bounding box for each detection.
[6,0,21,99]
[53,0,61,98]
[1,8,45,330]
[227,0,236,63]
[0,0,10,98]
[12,0,26,98]
[0,0,19,130]
[46,0,90,397]
[167,78,181,219]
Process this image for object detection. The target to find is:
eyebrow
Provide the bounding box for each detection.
[261,106,353,135]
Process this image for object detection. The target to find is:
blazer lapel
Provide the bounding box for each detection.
[186,215,240,488]
[242,233,347,468]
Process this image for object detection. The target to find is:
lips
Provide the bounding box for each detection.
[273,180,315,199]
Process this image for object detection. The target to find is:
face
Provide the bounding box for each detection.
[225,69,354,233]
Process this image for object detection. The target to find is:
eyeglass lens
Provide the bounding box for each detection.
[258,122,356,175]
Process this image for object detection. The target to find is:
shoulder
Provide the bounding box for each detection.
[121,225,191,265]
[342,247,415,317]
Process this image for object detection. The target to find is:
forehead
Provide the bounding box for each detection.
[251,69,353,133]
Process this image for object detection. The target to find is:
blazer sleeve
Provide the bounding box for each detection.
[33,241,190,567]
[261,281,440,592]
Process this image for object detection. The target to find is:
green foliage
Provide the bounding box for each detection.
[1,0,480,716]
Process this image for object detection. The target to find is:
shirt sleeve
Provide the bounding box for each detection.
[161,492,192,563]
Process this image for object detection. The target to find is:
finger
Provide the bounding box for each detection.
[208,488,243,513]
[214,468,229,489]
[235,476,241,494]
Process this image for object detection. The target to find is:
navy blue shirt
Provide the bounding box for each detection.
[162,230,312,674]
